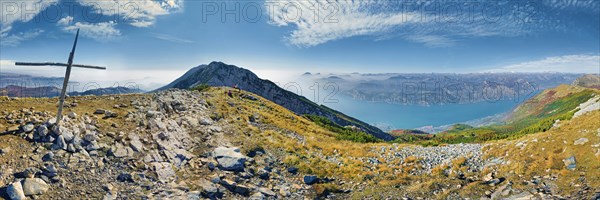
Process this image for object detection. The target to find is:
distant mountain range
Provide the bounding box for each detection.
[69,87,145,96]
[0,85,144,98]
[0,85,61,97]
[0,73,68,88]
[0,73,145,97]
[301,72,583,105]
[156,61,394,140]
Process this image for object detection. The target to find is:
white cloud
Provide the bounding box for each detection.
[152,33,195,44]
[57,16,121,41]
[267,0,419,47]
[488,54,600,73]
[405,35,454,48]
[0,59,16,67]
[0,0,59,46]
[0,28,44,47]
[78,0,183,27]
[265,0,582,47]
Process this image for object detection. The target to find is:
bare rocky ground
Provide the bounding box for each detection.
[0,89,598,199]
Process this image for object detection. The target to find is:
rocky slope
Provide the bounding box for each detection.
[155,61,392,140]
[0,86,598,199]
[572,74,600,89]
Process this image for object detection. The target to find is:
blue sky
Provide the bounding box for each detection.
[1,0,599,89]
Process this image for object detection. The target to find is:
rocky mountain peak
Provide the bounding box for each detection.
[157,62,393,140]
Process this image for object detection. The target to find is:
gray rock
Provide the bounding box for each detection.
[36,125,48,138]
[109,142,133,158]
[67,144,76,153]
[22,124,35,133]
[574,138,589,145]
[83,133,97,142]
[146,111,161,118]
[6,181,26,200]
[258,187,276,196]
[67,112,77,119]
[43,164,58,178]
[187,191,201,200]
[213,146,247,171]
[71,135,82,148]
[199,179,221,198]
[117,173,134,183]
[52,135,67,150]
[45,118,57,126]
[258,169,270,180]
[152,162,176,183]
[563,156,576,170]
[62,129,74,142]
[199,118,213,125]
[94,109,106,114]
[304,175,319,185]
[42,152,54,162]
[85,141,101,151]
[128,133,144,152]
[104,110,117,118]
[21,178,49,196]
[249,192,266,200]
[287,167,298,174]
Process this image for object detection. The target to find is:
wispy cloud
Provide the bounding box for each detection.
[543,0,600,12]
[57,16,121,41]
[0,0,59,46]
[266,0,597,47]
[0,27,44,47]
[0,0,183,46]
[78,0,183,27]
[487,54,600,73]
[152,33,195,44]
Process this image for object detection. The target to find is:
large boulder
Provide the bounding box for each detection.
[6,181,26,200]
[213,146,247,171]
[21,178,49,196]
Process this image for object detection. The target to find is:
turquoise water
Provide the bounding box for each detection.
[322,98,523,130]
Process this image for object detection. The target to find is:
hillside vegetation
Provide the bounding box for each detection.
[0,85,598,199]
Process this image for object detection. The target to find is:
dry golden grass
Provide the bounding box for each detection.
[202,87,389,180]
[485,110,600,194]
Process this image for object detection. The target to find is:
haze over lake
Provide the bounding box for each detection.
[323,97,523,130]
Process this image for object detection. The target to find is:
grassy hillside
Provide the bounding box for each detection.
[1,85,598,199]
[392,85,599,146]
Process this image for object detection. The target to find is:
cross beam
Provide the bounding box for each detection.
[14,29,106,125]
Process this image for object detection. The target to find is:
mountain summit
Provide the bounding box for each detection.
[157,61,393,140]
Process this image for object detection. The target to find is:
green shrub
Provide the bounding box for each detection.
[304,114,382,143]
[190,83,211,92]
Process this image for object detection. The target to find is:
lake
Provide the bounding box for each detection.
[322,98,523,130]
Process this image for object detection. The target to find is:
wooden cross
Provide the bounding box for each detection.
[15,29,106,125]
